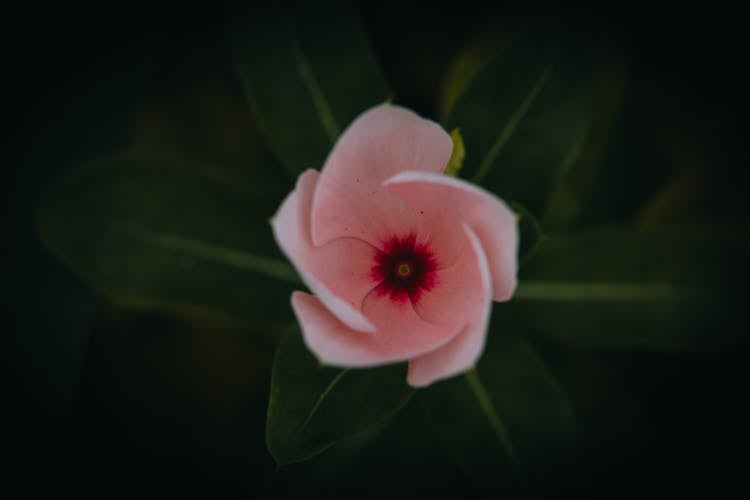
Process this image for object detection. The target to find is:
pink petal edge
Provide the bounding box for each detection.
[384,170,519,302]
[407,225,493,387]
[272,169,376,333]
[412,223,488,327]
[292,290,461,367]
[311,104,453,249]
[291,292,385,366]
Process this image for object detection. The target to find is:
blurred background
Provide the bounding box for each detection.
[5,0,749,496]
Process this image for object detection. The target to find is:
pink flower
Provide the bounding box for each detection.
[272,104,518,387]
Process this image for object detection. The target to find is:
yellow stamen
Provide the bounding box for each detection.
[397,262,412,278]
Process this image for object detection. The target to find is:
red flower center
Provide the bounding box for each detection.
[371,234,437,304]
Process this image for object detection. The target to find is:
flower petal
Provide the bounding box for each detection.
[412,225,487,326]
[311,104,453,248]
[292,287,460,367]
[407,225,493,387]
[384,171,518,301]
[272,169,378,333]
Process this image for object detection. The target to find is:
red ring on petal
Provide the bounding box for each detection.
[370,234,438,305]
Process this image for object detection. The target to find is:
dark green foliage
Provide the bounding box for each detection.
[230,0,389,175]
[25,4,747,495]
[444,29,594,217]
[37,155,298,331]
[266,329,413,465]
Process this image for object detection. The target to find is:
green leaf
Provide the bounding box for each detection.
[540,45,631,230]
[230,1,390,176]
[511,201,548,265]
[267,328,414,465]
[444,30,594,217]
[420,323,579,488]
[512,229,743,350]
[36,155,298,331]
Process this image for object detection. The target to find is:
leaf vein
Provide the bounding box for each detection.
[464,369,521,470]
[514,281,702,301]
[123,224,301,284]
[473,64,554,184]
[298,369,350,433]
[286,23,340,143]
